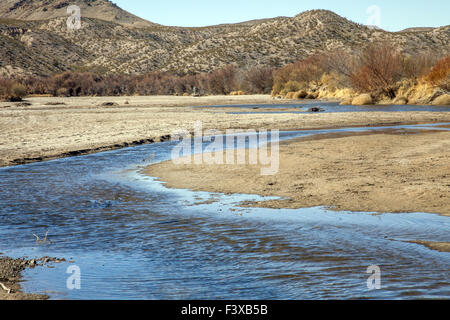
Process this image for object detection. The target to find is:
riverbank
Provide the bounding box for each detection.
[1,95,450,167]
[0,256,48,300]
[279,82,450,107]
[146,129,450,217]
[0,256,67,300]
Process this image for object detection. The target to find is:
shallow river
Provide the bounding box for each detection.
[196,101,450,114]
[0,120,449,300]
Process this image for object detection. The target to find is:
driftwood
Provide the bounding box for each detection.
[0,282,11,294]
[33,230,52,244]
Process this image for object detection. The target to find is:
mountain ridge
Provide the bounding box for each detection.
[0,2,448,77]
[0,0,158,28]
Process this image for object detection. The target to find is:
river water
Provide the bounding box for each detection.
[0,121,449,300]
[195,101,450,114]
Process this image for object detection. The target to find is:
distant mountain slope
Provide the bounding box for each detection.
[0,3,448,77]
[400,27,436,33]
[0,0,157,28]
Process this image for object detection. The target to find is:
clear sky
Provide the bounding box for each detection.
[112,0,449,31]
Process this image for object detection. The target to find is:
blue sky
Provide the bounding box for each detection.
[113,0,449,31]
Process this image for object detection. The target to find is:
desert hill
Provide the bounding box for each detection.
[0,0,157,28]
[0,1,448,77]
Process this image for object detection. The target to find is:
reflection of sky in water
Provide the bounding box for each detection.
[193,102,450,114]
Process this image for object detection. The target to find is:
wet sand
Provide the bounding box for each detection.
[0,256,67,300]
[146,130,450,217]
[0,257,47,300]
[1,95,450,167]
[410,241,450,253]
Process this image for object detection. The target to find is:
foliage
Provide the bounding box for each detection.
[423,55,450,91]
[0,79,28,101]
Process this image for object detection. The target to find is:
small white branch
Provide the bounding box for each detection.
[0,282,11,294]
[33,234,41,243]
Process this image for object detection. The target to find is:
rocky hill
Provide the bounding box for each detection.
[0,0,157,28]
[0,1,448,77]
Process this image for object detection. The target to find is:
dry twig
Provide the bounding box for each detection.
[0,282,11,294]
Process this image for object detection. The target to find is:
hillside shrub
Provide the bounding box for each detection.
[0,79,28,101]
[350,42,404,98]
[423,55,450,91]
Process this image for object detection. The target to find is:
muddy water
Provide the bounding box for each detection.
[0,123,449,300]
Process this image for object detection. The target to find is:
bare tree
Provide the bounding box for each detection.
[351,42,404,98]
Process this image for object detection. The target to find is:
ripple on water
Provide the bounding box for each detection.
[0,122,449,299]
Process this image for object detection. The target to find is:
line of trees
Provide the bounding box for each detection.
[272,42,448,99]
[1,65,274,100]
[1,42,448,101]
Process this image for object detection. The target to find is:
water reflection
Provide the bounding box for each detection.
[0,123,449,299]
[194,102,450,114]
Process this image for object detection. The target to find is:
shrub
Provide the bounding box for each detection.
[293,90,308,99]
[320,49,357,82]
[11,84,27,101]
[56,87,69,97]
[423,55,450,91]
[205,65,239,95]
[400,53,438,80]
[352,94,373,105]
[241,66,274,94]
[350,42,404,98]
[393,96,408,105]
[432,94,450,106]
[319,72,346,92]
[272,54,327,95]
[285,91,296,99]
[339,97,354,105]
[284,81,304,93]
[0,80,28,101]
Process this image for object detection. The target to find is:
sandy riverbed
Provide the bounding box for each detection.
[1,95,450,167]
[146,129,450,217]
